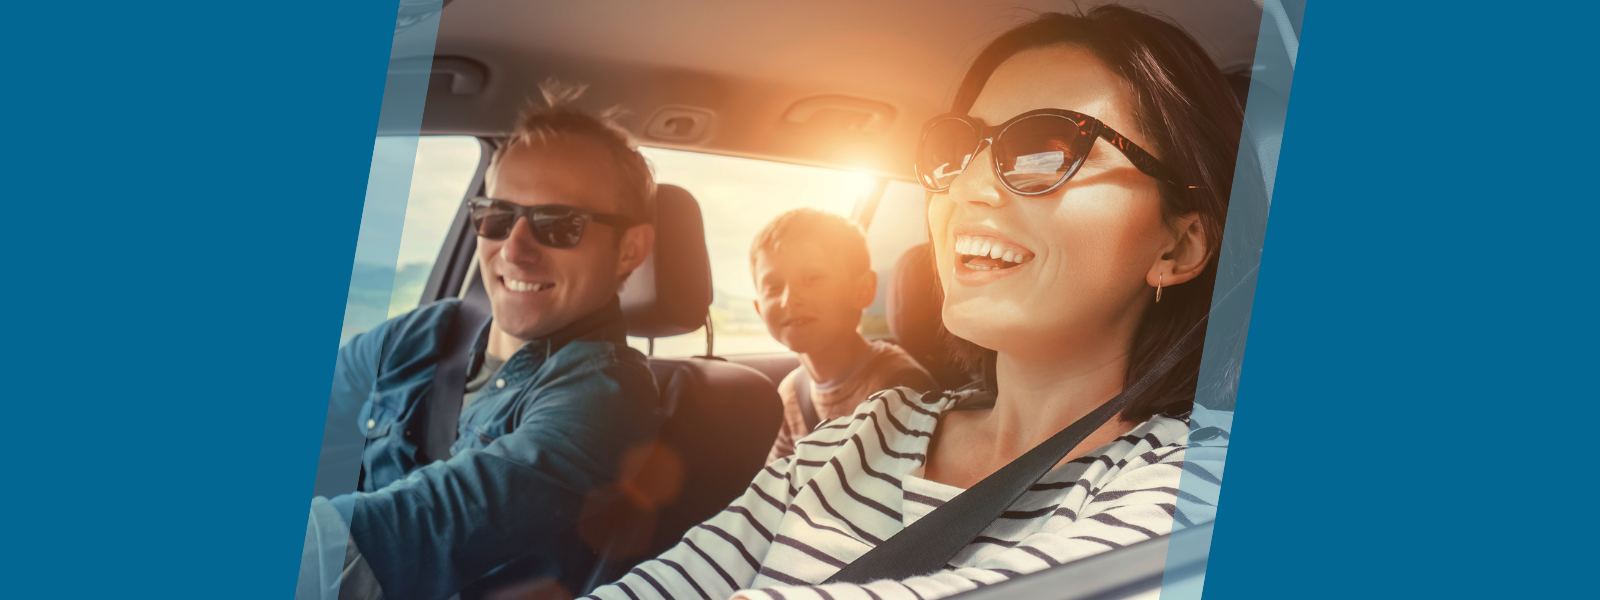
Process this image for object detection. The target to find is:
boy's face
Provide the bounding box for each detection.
[752,239,876,354]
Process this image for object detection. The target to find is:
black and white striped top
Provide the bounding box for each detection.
[585,387,1229,600]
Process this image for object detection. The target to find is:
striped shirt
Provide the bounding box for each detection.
[584,387,1229,600]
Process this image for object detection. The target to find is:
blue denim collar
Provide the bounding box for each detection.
[467,296,628,384]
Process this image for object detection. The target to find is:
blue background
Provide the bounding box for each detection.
[1210,1,1597,598]
[1,1,1591,598]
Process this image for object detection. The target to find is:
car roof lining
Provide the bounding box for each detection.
[395,0,1266,178]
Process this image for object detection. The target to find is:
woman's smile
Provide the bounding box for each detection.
[949,225,1037,285]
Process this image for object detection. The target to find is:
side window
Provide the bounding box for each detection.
[860,181,930,339]
[342,135,482,345]
[633,147,879,357]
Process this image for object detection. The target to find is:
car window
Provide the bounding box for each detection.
[860,181,930,339]
[342,135,482,345]
[631,147,879,357]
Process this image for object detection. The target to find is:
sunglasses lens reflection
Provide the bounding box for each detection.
[471,204,516,240]
[918,119,980,190]
[531,209,588,248]
[997,116,1081,193]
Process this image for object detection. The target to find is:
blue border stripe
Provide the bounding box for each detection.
[308,0,442,507]
[1160,1,1303,599]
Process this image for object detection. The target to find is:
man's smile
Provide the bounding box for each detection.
[502,277,555,293]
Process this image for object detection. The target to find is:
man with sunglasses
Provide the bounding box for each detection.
[298,87,662,600]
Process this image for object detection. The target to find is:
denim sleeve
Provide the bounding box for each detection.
[331,323,387,425]
[338,350,662,600]
[313,320,391,499]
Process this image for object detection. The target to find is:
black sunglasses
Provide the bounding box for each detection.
[914,108,1191,196]
[466,197,636,248]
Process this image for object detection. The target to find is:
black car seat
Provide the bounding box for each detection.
[886,242,974,390]
[582,184,785,590]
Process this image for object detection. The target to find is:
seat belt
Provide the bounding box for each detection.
[794,369,821,432]
[422,300,492,464]
[823,313,1210,584]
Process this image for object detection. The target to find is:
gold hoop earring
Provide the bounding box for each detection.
[1156,274,1163,303]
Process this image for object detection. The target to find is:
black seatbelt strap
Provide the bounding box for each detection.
[794,369,821,432]
[823,313,1210,584]
[422,300,492,464]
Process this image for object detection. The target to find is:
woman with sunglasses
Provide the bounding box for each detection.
[584,6,1243,600]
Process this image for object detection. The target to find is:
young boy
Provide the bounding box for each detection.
[751,209,936,463]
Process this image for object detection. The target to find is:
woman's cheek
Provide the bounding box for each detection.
[927,194,955,284]
[926,194,950,239]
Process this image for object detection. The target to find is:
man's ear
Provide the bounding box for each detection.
[752,299,762,318]
[616,223,655,278]
[855,270,878,310]
[1146,213,1208,288]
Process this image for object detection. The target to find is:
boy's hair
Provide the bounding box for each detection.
[750,209,871,278]
[490,79,656,223]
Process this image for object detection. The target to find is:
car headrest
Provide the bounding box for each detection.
[620,184,712,338]
[887,243,941,367]
[887,242,971,390]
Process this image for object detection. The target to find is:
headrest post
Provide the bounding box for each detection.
[703,315,715,358]
[647,337,655,356]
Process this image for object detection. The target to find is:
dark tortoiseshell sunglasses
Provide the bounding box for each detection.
[914,108,1190,195]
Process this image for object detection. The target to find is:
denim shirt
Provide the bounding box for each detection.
[326,297,664,600]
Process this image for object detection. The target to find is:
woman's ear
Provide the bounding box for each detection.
[616,223,656,278]
[1147,213,1208,288]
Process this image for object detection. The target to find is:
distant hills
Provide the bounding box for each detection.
[340,261,432,345]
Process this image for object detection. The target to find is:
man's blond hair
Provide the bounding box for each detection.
[490,79,656,223]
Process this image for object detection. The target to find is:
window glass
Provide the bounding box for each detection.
[861,181,931,339]
[387,136,482,317]
[632,147,878,357]
[342,136,482,345]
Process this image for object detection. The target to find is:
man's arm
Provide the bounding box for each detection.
[330,325,386,414]
[313,318,396,499]
[334,353,662,600]
[297,312,423,600]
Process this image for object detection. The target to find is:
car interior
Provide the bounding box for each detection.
[358,1,1278,598]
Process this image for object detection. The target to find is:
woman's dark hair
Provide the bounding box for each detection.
[941,6,1245,424]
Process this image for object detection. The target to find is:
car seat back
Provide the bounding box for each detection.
[887,242,974,390]
[583,184,783,592]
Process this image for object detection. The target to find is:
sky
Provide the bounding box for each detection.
[394,136,482,269]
